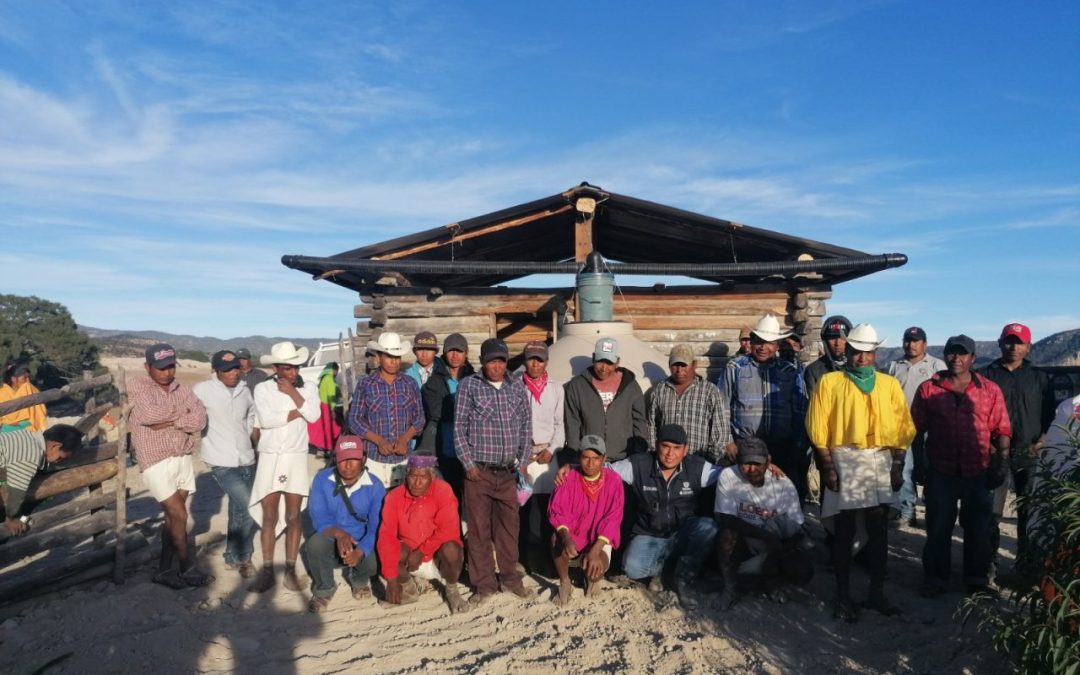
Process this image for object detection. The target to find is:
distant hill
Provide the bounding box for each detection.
[872,329,1080,368]
[79,326,331,361]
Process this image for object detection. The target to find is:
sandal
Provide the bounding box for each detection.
[152,570,186,590]
[833,596,860,623]
[180,566,215,588]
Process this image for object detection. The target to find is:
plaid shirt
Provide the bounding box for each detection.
[454,374,532,472]
[127,376,207,471]
[912,372,1012,477]
[348,371,425,464]
[719,355,807,444]
[647,375,732,462]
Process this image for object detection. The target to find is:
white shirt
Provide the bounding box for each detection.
[193,377,256,467]
[888,354,946,407]
[527,377,565,450]
[253,378,321,454]
[714,466,803,539]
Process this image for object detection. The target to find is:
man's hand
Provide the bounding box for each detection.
[553,464,572,487]
[392,437,410,456]
[406,547,424,572]
[767,464,786,479]
[343,548,363,568]
[374,436,395,457]
[534,449,553,465]
[725,442,738,460]
[465,467,481,482]
[3,518,28,536]
[890,462,903,492]
[557,530,578,560]
[333,530,357,559]
[583,542,606,580]
[276,378,297,395]
[822,467,839,492]
[386,576,402,604]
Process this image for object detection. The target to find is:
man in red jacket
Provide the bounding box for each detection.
[377,454,469,613]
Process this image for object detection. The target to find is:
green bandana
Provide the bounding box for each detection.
[844,365,877,394]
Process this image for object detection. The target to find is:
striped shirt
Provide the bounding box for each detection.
[454,374,532,472]
[0,429,46,513]
[128,376,207,471]
[647,375,733,463]
[347,371,425,464]
[719,355,808,443]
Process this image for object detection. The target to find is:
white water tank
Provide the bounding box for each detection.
[546,321,668,394]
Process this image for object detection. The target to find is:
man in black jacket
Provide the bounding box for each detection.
[563,337,647,461]
[978,323,1054,568]
[803,315,852,396]
[416,333,475,500]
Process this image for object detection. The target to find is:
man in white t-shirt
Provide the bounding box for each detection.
[714,438,812,609]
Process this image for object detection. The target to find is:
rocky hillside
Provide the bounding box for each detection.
[862,329,1079,367]
[80,326,329,361]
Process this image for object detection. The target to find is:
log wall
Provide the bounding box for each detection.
[355,285,831,381]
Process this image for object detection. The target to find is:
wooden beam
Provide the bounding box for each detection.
[575,212,594,262]
[376,204,574,261]
[0,374,112,417]
[0,491,115,544]
[26,460,118,503]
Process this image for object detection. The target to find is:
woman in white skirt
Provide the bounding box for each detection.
[249,342,321,593]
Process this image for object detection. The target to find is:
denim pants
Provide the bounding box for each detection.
[622,516,718,581]
[900,447,917,519]
[301,532,378,598]
[922,466,993,588]
[209,464,257,565]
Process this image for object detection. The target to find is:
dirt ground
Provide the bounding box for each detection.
[0,363,1016,674]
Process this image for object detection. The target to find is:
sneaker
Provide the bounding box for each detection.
[248,566,276,594]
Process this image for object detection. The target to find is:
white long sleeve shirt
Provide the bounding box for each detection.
[253,378,320,455]
[193,377,256,468]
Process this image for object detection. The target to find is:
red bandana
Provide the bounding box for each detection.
[523,372,548,403]
[579,470,605,502]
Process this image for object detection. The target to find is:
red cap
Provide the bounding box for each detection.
[334,435,365,463]
[999,323,1032,344]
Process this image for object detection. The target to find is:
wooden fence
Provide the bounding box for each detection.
[0,371,148,604]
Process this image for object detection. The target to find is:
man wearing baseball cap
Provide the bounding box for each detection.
[978,323,1054,574]
[193,351,259,578]
[416,333,475,499]
[406,331,440,389]
[804,315,853,396]
[913,335,1011,597]
[235,348,269,393]
[302,435,385,612]
[646,343,732,464]
[564,336,647,461]
[887,326,946,527]
[127,342,211,589]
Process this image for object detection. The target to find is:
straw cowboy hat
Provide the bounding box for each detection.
[260,341,310,366]
[749,314,792,342]
[366,332,411,358]
[846,323,886,351]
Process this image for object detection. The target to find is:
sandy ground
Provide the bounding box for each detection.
[0,361,1015,673]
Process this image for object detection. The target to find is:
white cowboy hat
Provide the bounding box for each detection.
[260,341,310,366]
[366,332,411,358]
[846,323,886,351]
[749,314,792,342]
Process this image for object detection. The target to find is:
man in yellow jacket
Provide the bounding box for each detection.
[806,324,915,623]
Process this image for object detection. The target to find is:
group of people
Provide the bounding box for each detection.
[0,311,1061,624]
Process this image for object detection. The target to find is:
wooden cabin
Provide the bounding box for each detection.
[283,183,905,382]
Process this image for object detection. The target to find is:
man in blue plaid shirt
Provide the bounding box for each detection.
[455,338,534,606]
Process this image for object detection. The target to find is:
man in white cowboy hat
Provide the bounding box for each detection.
[720,314,809,501]
[806,324,915,622]
[249,341,321,593]
[348,332,425,490]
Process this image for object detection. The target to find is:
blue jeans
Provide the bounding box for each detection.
[900,447,917,519]
[922,466,993,588]
[209,464,257,565]
[622,517,718,581]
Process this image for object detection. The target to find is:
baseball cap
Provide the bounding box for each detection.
[523,340,549,361]
[211,350,241,372]
[904,327,928,342]
[593,337,620,363]
[668,344,695,366]
[413,331,439,351]
[999,323,1032,344]
[235,348,252,360]
[580,434,607,455]
[944,334,976,355]
[334,435,365,463]
[657,424,688,446]
[145,343,177,369]
[821,315,852,339]
[443,333,468,353]
[480,338,509,364]
[736,438,769,464]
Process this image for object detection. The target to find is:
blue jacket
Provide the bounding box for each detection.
[308,466,385,555]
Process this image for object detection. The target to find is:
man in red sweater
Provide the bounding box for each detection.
[377,454,470,613]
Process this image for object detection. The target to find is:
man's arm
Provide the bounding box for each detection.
[376,491,402,580]
[356,483,385,557]
[296,381,322,423]
[128,381,179,426]
[254,383,291,429]
[594,473,625,549]
[608,458,635,486]
[629,385,648,454]
[419,486,461,559]
[174,387,208,433]
[563,382,582,452]
[549,387,566,452]
[644,386,660,450]
[709,385,734,457]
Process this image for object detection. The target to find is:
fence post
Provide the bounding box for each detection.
[113,368,128,584]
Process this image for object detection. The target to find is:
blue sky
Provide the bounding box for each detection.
[2,2,1077,344]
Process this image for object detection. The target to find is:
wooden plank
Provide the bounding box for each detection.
[26,460,118,503]
[373,298,567,319]
[0,509,116,567]
[383,316,493,334]
[47,441,118,471]
[0,374,113,416]
[0,491,116,544]
[113,367,129,584]
[75,403,113,436]
[575,212,594,262]
[629,315,789,331]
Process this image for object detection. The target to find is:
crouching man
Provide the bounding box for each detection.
[548,435,624,606]
[301,435,385,613]
[715,438,813,609]
[376,454,469,614]
[1,425,83,535]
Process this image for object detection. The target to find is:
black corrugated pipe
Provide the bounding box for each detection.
[281,253,907,277]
